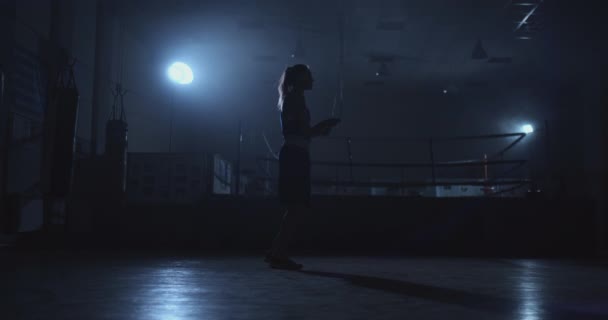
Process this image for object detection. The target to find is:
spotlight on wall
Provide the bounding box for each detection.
[168,62,194,85]
[522,124,534,134]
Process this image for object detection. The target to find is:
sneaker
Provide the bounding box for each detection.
[269,256,303,271]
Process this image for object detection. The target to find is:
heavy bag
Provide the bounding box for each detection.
[41,66,79,197]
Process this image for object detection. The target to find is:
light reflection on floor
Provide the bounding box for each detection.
[9,254,608,320]
[517,260,542,320]
[135,263,212,320]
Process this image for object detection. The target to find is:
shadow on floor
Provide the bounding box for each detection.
[299,270,607,320]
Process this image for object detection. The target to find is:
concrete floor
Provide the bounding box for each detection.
[4,251,608,320]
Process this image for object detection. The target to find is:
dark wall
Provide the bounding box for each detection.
[0,0,17,231]
[602,64,608,252]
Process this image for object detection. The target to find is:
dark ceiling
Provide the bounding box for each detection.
[115,0,564,90]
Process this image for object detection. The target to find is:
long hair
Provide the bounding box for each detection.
[277,64,309,111]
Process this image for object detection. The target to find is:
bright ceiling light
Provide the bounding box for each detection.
[522,124,534,134]
[168,62,194,85]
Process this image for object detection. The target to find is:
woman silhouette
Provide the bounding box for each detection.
[266,64,339,270]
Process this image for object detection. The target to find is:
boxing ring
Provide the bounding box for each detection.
[257,132,532,197]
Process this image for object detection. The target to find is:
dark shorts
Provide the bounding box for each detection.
[278,145,311,207]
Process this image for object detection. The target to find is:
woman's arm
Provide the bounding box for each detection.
[284,117,326,138]
[307,122,327,137]
[309,118,340,137]
[282,96,339,138]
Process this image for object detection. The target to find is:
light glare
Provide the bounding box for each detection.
[522,124,534,134]
[168,62,194,85]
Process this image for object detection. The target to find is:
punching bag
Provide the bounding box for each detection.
[41,64,79,197]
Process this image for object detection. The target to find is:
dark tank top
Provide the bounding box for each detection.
[280,93,310,150]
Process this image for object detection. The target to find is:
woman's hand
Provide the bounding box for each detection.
[312,118,340,137]
[320,125,333,136]
[318,118,341,129]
